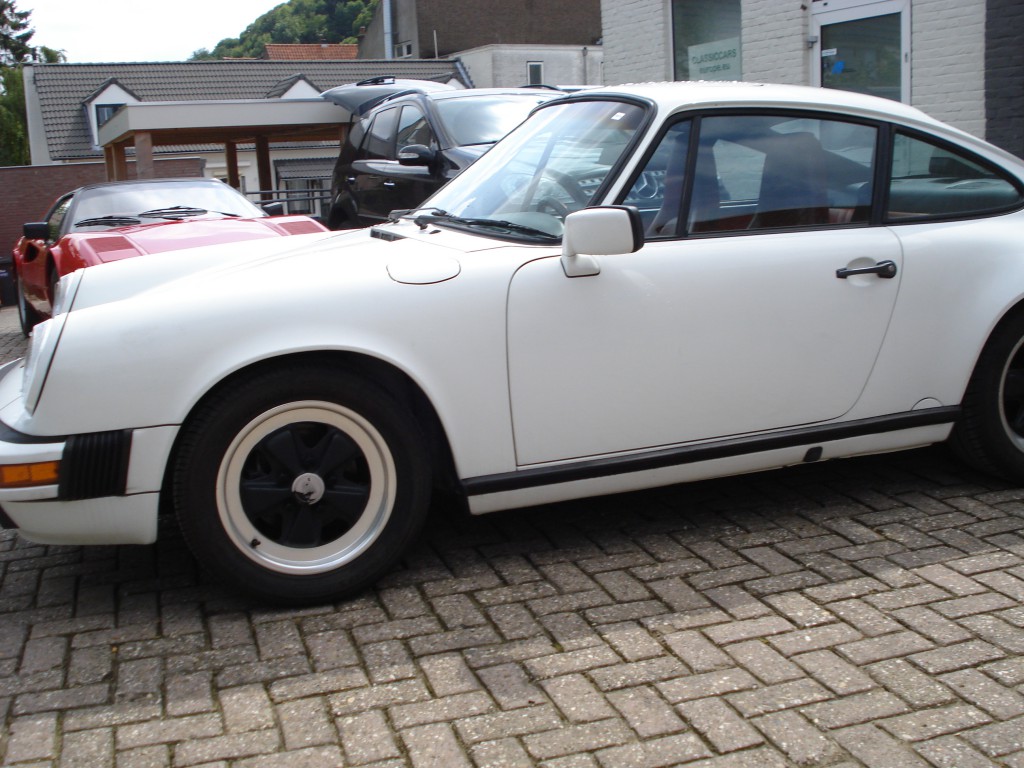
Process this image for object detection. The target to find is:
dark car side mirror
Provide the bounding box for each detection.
[397,144,437,167]
[261,202,286,217]
[23,222,50,241]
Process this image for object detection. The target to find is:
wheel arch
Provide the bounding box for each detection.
[964,294,1024,392]
[159,350,462,510]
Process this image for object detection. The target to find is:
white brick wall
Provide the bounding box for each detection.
[741,0,809,85]
[910,0,986,137]
[600,0,672,84]
[458,45,604,88]
[600,0,989,138]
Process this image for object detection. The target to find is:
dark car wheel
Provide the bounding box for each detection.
[15,272,42,337]
[173,364,432,603]
[953,310,1024,482]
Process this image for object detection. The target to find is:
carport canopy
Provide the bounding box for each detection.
[96,98,351,198]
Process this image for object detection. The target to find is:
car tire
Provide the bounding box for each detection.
[173,364,432,603]
[953,310,1024,482]
[15,271,41,337]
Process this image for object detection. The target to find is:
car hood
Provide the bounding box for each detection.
[70,215,327,264]
[66,224,477,315]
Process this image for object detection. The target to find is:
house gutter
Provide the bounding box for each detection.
[382,0,394,59]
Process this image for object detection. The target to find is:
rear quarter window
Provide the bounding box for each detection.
[887,132,1024,221]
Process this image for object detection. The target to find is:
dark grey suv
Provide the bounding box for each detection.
[322,79,556,229]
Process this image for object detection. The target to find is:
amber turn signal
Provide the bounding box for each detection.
[0,462,60,488]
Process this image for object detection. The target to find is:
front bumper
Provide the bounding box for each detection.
[0,363,174,546]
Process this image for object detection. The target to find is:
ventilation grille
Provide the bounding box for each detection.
[59,430,132,501]
[279,221,326,235]
[88,236,136,254]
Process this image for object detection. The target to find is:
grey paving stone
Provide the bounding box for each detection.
[677,697,764,752]
[833,723,933,767]
[754,709,844,766]
[605,685,686,738]
[338,709,401,764]
[522,717,633,761]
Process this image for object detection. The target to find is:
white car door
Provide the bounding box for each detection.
[507,112,903,466]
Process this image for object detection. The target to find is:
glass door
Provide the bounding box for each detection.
[812,0,909,102]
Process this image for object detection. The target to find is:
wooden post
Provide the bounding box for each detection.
[226,141,241,189]
[255,136,273,201]
[134,131,155,179]
[106,142,129,180]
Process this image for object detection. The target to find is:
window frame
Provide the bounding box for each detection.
[95,103,124,128]
[358,106,401,161]
[527,62,544,86]
[617,108,887,241]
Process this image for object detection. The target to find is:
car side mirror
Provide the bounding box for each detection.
[261,202,286,216]
[398,144,436,167]
[561,206,644,278]
[23,222,50,241]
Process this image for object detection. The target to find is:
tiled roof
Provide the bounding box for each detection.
[264,44,359,60]
[28,59,468,161]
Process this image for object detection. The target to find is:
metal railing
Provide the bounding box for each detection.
[244,188,333,220]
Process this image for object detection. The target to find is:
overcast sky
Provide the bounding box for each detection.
[24,0,287,63]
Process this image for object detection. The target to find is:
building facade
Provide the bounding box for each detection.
[601,0,1023,156]
[359,0,603,87]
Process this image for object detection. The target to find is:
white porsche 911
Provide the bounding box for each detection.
[2,82,1023,603]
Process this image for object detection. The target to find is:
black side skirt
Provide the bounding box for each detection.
[463,407,960,496]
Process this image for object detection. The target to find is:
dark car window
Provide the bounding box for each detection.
[47,195,73,240]
[886,132,1024,221]
[397,105,437,149]
[360,107,400,161]
[622,120,692,238]
[434,95,549,147]
[688,114,877,234]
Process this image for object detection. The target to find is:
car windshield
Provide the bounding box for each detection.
[434,94,563,147]
[70,180,265,232]
[422,99,647,237]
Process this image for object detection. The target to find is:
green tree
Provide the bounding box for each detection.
[0,1,63,166]
[194,0,378,60]
[0,65,26,165]
[0,0,32,65]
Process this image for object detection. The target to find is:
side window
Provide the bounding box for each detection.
[689,115,877,234]
[887,132,1023,220]
[360,107,400,161]
[622,121,691,238]
[47,196,73,240]
[396,106,436,149]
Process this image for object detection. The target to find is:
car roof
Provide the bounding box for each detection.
[423,87,562,102]
[573,81,945,130]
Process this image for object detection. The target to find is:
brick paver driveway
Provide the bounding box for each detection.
[1,305,1022,767]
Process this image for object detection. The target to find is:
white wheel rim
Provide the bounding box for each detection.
[216,400,396,575]
[998,335,1024,453]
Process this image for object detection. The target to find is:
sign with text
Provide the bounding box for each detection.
[688,37,741,81]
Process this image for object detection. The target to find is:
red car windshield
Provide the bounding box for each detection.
[70,181,265,232]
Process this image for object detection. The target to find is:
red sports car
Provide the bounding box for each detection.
[13,177,328,335]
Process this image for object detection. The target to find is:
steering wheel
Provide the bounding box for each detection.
[543,169,590,205]
[532,169,590,219]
